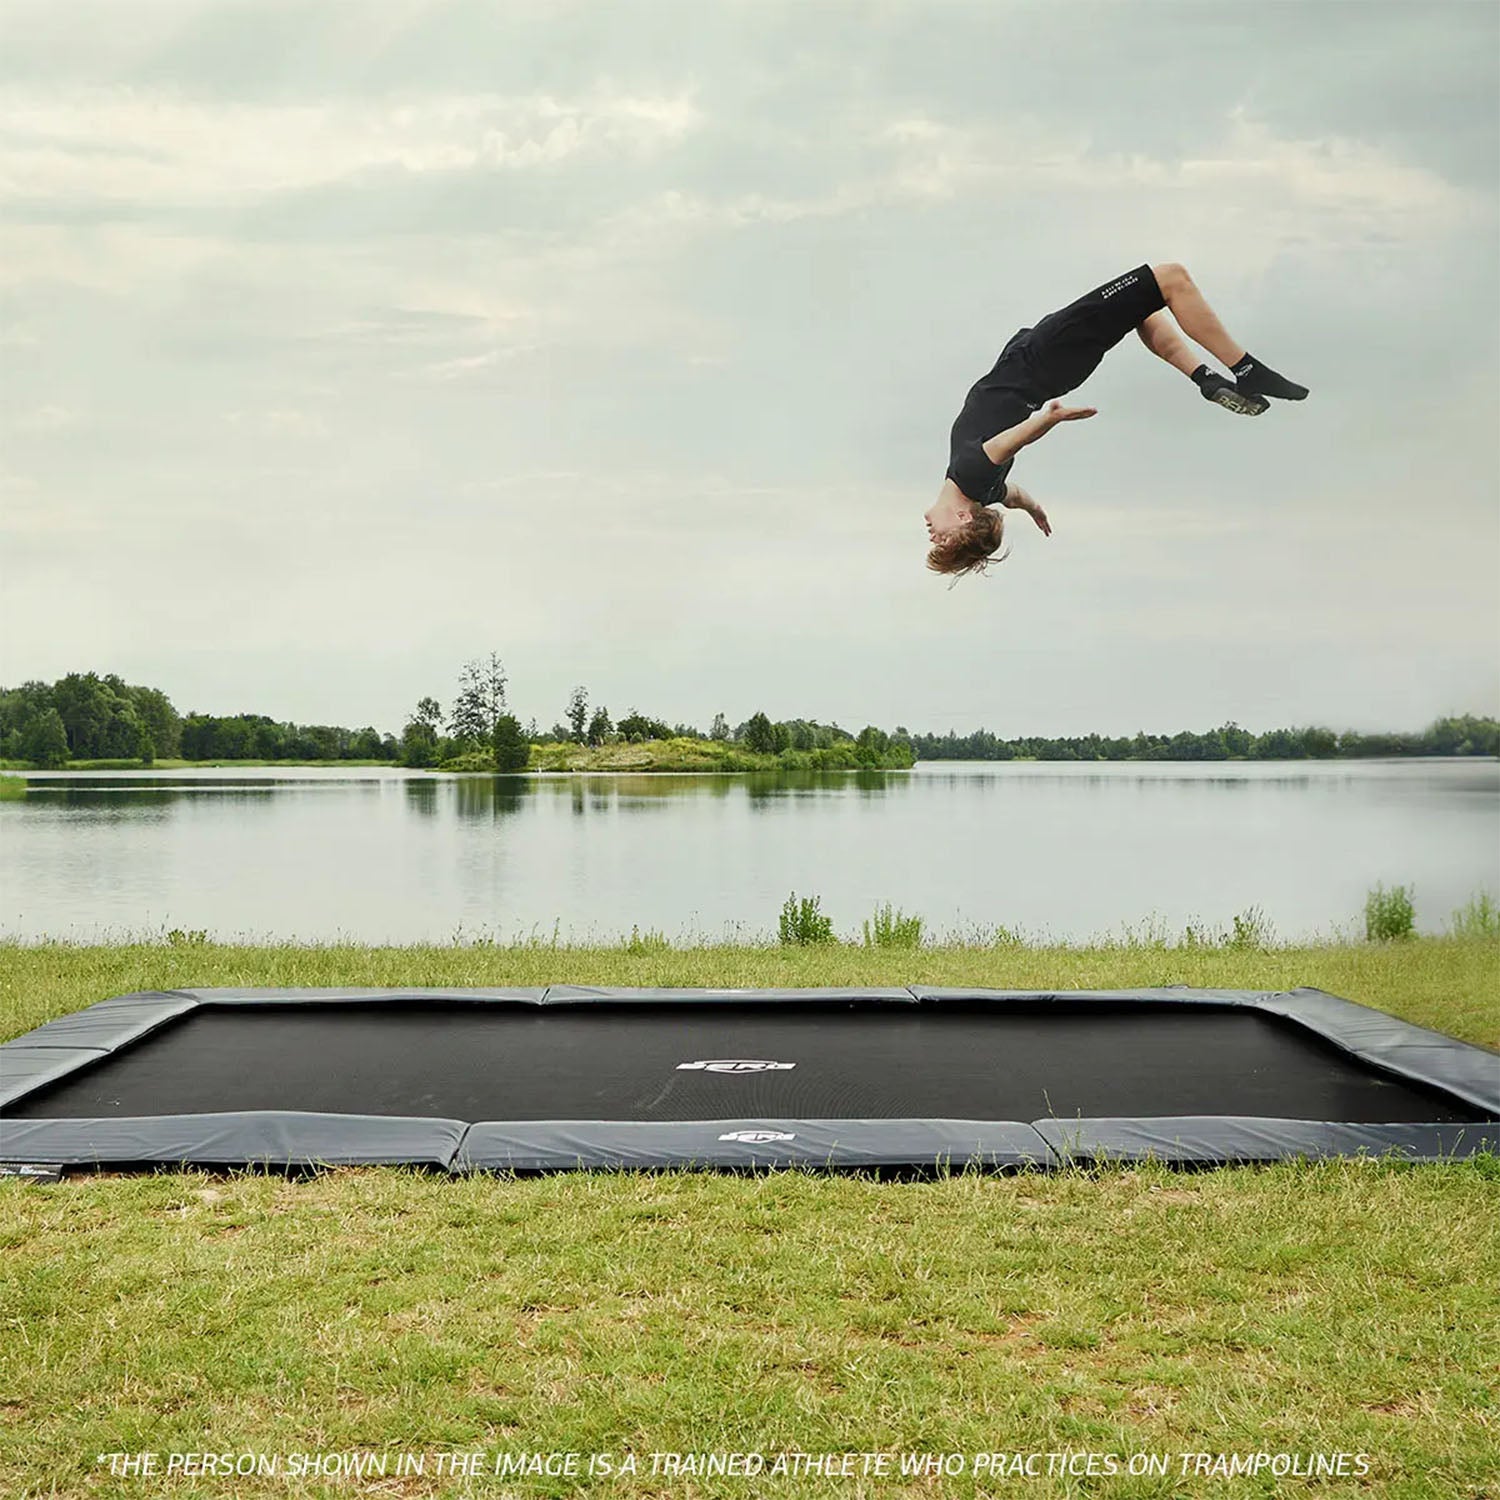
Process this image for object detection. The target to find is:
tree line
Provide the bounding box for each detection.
[392,672,914,771]
[909,716,1498,761]
[2,667,1494,770]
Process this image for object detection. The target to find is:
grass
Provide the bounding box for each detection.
[10,933,1493,1050]
[0,773,25,801]
[2,936,1497,1499]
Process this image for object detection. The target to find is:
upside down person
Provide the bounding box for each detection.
[924,261,1308,578]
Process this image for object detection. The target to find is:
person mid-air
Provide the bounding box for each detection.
[925,261,1308,577]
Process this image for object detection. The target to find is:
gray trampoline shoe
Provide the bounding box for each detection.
[1198,371,1269,416]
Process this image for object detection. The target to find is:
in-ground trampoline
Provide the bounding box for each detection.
[1,987,1496,1174]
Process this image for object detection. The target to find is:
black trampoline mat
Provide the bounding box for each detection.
[5,1002,1484,1124]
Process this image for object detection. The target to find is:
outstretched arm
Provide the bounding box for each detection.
[981,400,1097,465]
[1000,480,1051,537]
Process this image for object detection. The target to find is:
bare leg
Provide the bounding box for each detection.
[1135,309,1203,377]
[1150,262,1246,368]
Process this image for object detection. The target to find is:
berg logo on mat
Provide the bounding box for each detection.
[719,1130,796,1144]
[677,1059,796,1075]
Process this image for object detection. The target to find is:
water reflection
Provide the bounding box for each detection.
[1,761,1494,944]
[403,779,440,816]
[742,769,904,805]
[452,776,529,820]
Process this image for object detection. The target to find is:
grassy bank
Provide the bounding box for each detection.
[523,738,911,774]
[0,772,25,801]
[3,938,1497,1500]
[0,744,906,774]
[4,934,1496,1050]
[527,736,783,773]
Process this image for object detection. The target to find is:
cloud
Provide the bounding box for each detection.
[11,404,79,432]
[0,84,702,204]
[413,344,543,381]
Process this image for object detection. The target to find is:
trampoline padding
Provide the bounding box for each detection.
[2,987,1496,1173]
[1036,1117,1500,1165]
[457,1118,1053,1172]
[0,1111,467,1170]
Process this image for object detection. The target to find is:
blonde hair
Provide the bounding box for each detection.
[925,506,1008,579]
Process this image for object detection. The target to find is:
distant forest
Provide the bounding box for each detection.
[1,667,1495,769]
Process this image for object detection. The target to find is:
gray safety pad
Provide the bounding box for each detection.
[0,1111,467,1169]
[0,1048,114,1108]
[907,986,1259,1006]
[1255,988,1500,1112]
[542,986,916,1004]
[4,991,199,1048]
[1034,1116,1500,1165]
[179,987,549,1005]
[458,1118,1055,1172]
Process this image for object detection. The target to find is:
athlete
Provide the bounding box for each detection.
[925,261,1308,577]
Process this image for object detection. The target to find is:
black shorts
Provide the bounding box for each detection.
[1018,263,1166,397]
[945,264,1166,503]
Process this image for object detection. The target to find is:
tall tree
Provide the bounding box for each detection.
[586,706,612,745]
[125,685,182,759]
[743,712,776,755]
[709,711,730,742]
[449,653,508,744]
[399,720,439,768]
[566,686,589,743]
[21,709,70,769]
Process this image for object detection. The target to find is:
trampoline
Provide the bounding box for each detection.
[1,987,1495,1174]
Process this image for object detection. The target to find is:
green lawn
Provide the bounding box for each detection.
[2,938,1497,1499]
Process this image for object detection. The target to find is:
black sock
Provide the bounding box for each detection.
[1231,353,1308,400]
[1190,364,1219,389]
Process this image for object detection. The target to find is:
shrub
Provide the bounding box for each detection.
[1180,917,1213,949]
[861,901,924,949]
[624,925,672,956]
[439,750,497,772]
[1450,890,1500,941]
[779,891,835,946]
[1228,905,1275,950]
[1365,882,1415,942]
[492,713,531,773]
[0,774,25,802]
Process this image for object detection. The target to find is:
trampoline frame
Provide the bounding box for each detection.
[2,986,1496,1174]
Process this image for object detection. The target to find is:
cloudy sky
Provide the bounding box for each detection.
[2,0,1496,739]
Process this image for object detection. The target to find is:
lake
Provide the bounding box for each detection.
[1,760,1496,945]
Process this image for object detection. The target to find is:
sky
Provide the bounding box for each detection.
[2,0,1496,739]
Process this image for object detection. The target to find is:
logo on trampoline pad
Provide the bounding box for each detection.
[0,1163,64,1182]
[719,1130,796,1144]
[677,1059,796,1075]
